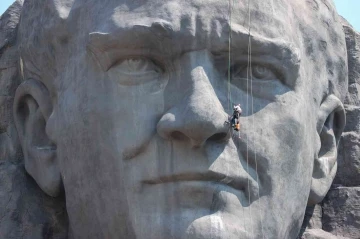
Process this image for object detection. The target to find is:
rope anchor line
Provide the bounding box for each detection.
[227,0,265,238]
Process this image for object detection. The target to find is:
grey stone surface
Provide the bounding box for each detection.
[0,0,23,163]
[334,18,360,188]
[0,1,68,238]
[0,0,22,51]
[0,161,68,239]
[301,229,348,239]
[336,131,360,186]
[342,18,360,107]
[306,205,323,230]
[0,0,359,238]
[322,187,360,239]
[301,17,360,239]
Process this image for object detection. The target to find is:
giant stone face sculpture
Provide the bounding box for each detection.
[11,0,348,238]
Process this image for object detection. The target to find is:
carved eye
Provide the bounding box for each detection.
[109,57,164,86]
[116,58,162,75]
[252,65,273,79]
[232,64,277,81]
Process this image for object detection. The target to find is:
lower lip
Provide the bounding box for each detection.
[142,181,245,210]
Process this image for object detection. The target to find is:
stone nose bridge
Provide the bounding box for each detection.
[157,50,230,148]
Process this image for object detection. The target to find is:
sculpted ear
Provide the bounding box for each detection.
[308,95,345,205]
[13,79,62,197]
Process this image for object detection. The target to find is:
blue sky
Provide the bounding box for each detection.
[333,0,360,31]
[0,0,14,17]
[0,0,359,31]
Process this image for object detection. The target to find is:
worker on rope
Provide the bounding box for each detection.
[230,104,242,131]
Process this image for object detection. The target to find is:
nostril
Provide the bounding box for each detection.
[207,132,228,142]
[170,131,189,141]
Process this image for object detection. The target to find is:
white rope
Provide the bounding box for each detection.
[245,0,253,236]
[228,5,248,236]
[228,1,265,238]
[227,0,233,112]
[247,1,265,238]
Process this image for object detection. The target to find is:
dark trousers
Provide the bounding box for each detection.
[231,117,238,125]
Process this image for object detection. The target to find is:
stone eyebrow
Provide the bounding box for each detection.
[87,21,175,71]
[228,23,300,62]
[224,23,301,88]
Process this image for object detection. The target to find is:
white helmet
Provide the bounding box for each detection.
[233,104,241,112]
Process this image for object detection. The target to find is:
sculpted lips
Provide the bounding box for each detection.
[142,170,259,202]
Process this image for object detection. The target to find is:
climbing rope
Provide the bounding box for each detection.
[227,0,233,113]
[227,1,265,238]
[245,0,254,234]
[246,1,265,238]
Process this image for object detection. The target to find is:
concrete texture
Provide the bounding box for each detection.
[0,0,359,238]
[300,16,360,239]
[301,229,347,239]
[322,187,360,238]
[0,0,22,163]
[0,1,68,238]
[334,17,360,188]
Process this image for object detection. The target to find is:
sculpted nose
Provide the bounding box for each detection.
[157,57,229,148]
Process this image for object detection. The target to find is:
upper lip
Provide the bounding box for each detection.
[141,170,259,201]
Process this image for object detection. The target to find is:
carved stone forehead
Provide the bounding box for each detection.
[71,0,298,42]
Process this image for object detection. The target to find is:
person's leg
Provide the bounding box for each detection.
[231,116,236,126]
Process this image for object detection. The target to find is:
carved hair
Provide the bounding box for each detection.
[18,0,73,94]
[295,0,348,103]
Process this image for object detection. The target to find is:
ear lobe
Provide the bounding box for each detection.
[308,95,345,205]
[14,79,62,197]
